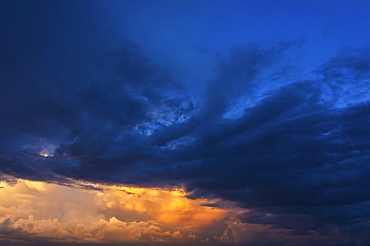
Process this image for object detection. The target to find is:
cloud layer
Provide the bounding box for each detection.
[0,178,230,245]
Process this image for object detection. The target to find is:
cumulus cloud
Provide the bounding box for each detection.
[213,219,356,246]
[0,177,233,245]
[2,216,166,243]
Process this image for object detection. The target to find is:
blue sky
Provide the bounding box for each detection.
[106,0,370,96]
[1,0,370,245]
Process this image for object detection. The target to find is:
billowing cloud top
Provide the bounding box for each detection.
[1,1,370,245]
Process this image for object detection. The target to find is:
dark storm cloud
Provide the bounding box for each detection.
[2,1,370,244]
[150,39,304,147]
[0,0,191,183]
[172,45,370,242]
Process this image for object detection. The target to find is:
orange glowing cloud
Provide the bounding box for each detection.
[0,177,234,244]
[1,176,342,245]
[97,185,227,228]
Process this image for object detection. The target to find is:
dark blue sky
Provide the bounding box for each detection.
[2,0,370,245]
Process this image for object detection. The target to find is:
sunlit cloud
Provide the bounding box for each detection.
[0,177,237,244]
[0,176,360,245]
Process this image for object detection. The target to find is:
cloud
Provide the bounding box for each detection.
[213,219,357,246]
[0,177,234,245]
[149,39,304,146]
[174,45,370,244]
[2,216,164,243]
[0,0,194,184]
[316,45,370,108]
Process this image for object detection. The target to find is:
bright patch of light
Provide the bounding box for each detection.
[0,176,243,244]
[0,181,9,189]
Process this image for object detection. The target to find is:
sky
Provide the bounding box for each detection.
[1,0,370,245]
